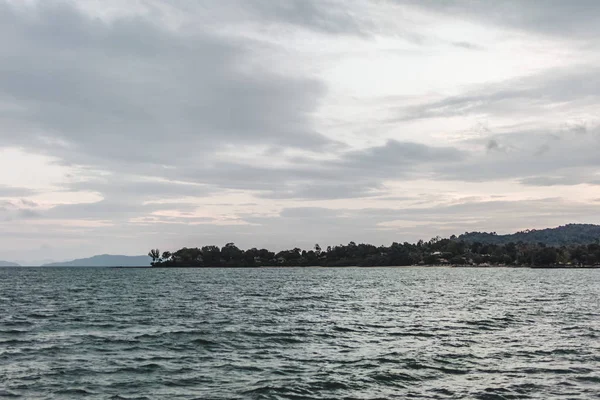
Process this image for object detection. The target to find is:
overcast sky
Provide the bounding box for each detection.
[1,0,600,264]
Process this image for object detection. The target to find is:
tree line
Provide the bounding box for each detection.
[148,236,600,268]
[458,224,600,246]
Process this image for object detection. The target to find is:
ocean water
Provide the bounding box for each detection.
[1,267,599,399]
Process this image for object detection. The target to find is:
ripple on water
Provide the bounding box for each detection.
[0,266,598,399]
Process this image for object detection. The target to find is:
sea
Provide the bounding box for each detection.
[1,267,599,399]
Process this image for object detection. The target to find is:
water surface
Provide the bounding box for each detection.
[1,267,599,399]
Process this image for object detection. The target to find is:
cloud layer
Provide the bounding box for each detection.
[1,0,600,263]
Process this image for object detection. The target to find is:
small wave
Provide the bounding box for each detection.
[332,325,359,333]
[531,348,580,356]
[430,387,455,396]
[241,331,306,344]
[162,376,210,387]
[135,330,211,340]
[2,267,599,399]
[0,390,20,398]
[89,337,140,346]
[310,380,353,391]
[242,383,315,397]
[404,361,470,375]
[0,339,29,345]
[370,371,422,384]
[460,319,510,330]
[55,388,96,395]
[0,320,33,327]
[518,367,592,374]
[0,329,27,335]
[120,362,164,373]
[473,387,516,400]
[26,312,54,319]
[189,338,219,346]
[388,330,438,338]
[575,375,600,383]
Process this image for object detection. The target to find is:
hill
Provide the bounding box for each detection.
[458,224,600,246]
[42,254,152,267]
[0,261,20,267]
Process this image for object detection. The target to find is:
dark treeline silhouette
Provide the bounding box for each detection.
[149,235,600,268]
[459,224,600,246]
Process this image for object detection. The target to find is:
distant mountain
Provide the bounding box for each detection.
[25,259,58,267]
[458,224,600,246]
[42,254,152,267]
[12,259,58,267]
[0,261,20,267]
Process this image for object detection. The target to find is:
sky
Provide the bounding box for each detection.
[1,0,600,264]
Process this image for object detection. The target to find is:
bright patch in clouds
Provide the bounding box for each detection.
[1,0,600,264]
[0,148,68,189]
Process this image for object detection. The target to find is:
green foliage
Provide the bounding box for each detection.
[147,249,161,265]
[459,224,600,246]
[150,231,600,268]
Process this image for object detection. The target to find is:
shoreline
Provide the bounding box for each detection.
[108,265,600,270]
[5,265,597,269]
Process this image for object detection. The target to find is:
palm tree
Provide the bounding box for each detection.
[148,249,161,265]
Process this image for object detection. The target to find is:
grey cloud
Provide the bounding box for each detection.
[486,140,501,152]
[72,139,462,204]
[19,199,39,207]
[279,207,340,219]
[258,182,384,200]
[439,123,600,184]
[385,64,600,184]
[44,201,145,220]
[0,1,469,208]
[4,195,600,263]
[256,140,464,198]
[17,209,42,219]
[396,67,600,122]
[161,0,366,36]
[520,175,600,187]
[280,197,600,229]
[67,177,214,201]
[0,200,14,210]
[18,177,214,223]
[30,138,465,227]
[230,0,365,35]
[519,176,576,186]
[43,197,202,221]
[0,199,41,221]
[336,140,464,170]
[534,144,551,156]
[44,177,215,225]
[241,197,600,248]
[0,185,37,197]
[0,1,330,169]
[3,0,600,263]
[162,140,464,198]
[170,161,343,194]
[451,41,484,51]
[485,139,513,154]
[569,123,588,135]
[405,0,600,40]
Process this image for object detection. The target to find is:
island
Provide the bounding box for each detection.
[149,224,600,268]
